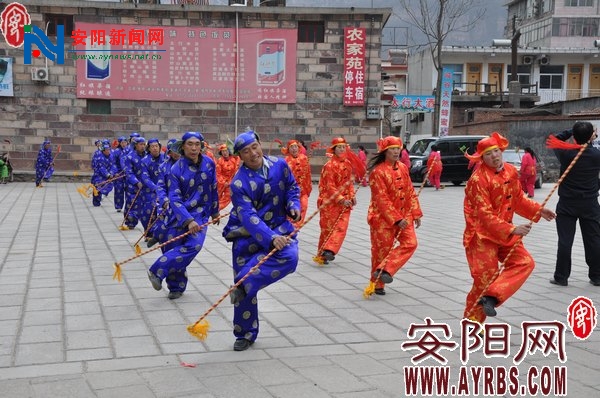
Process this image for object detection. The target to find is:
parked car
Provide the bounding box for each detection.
[502,149,546,189]
[408,135,487,186]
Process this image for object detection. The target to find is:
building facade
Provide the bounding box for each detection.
[0,1,390,173]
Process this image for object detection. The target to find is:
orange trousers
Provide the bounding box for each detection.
[370,222,418,289]
[318,206,350,255]
[464,235,535,323]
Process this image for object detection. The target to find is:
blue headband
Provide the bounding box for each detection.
[233,131,259,154]
[182,131,204,142]
[148,138,160,145]
[134,137,146,144]
[130,132,140,138]
[117,136,127,142]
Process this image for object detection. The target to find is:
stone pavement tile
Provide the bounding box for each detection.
[354,322,404,341]
[329,332,374,344]
[113,336,161,357]
[0,362,83,380]
[253,336,294,349]
[66,348,114,362]
[28,277,61,289]
[309,316,358,334]
[266,382,331,398]
[139,367,208,397]
[66,330,109,350]
[64,301,101,316]
[19,324,63,344]
[278,326,334,346]
[162,342,207,355]
[286,302,336,318]
[65,314,106,331]
[0,334,15,356]
[179,349,270,365]
[346,341,405,355]
[100,294,136,307]
[27,287,62,299]
[360,374,403,397]
[30,377,95,398]
[296,365,371,394]
[86,356,180,373]
[85,369,149,390]
[0,294,25,308]
[237,359,306,386]
[330,308,383,324]
[201,373,271,398]
[270,291,314,305]
[96,384,157,398]
[108,320,151,338]
[25,297,61,311]
[265,344,353,359]
[103,305,143,321]
[327,354,396,377]
[201,330,237,352]
[0,378,35,397]
[260,311,309,328]
[0,306,23,321]
[15,342,64,366]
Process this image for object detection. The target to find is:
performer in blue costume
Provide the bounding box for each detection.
[35,140,53,187]
[147,132,219,300]
[121,136,148,229]
[140,138,165,230]
[91,143,117,206]
[147,139,179,248]
[112,136,128,212]
[222,131,301,351]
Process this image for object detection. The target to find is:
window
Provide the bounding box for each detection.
[507,65,531,85]
[45,14,74,37]
[565,0,593,6]
[87,99,111,115]
[297,21,324,43]
[539,65,564,89]
[443,64,464,88]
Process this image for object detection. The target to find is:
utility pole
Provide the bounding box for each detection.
[509,15,521,108]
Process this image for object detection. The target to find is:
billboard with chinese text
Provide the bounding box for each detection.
[74,23,297,103]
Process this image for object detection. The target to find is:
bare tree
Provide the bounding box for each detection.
[395,0,485,136]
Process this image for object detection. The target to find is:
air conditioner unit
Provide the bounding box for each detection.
[31,67,49,82]
[229,0,249,6]
[522,55,534,65]
[539,56,550,65]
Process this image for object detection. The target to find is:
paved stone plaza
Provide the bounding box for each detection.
[0,181,598,397]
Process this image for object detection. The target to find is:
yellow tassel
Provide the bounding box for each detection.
[187,319,210,341]
[112,264,122,282]
[134,244,141,255]
[92,186,99,196]
[363,281,375,299]
[118,225,129,231]
[312,255,325,266]
[73,171,79,177]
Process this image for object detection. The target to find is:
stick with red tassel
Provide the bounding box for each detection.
[187,180,353,341]
[112,212,230,282]
[464,140,587,319]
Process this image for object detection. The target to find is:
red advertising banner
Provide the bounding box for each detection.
[74,23,297,103]
[343,27,366,107]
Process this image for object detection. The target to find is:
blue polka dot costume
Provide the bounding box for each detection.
[91,145,117,206]
[148,153,178,246]
[222,132,301,344]
[112,136,128,211]
[140,141,165,230]
[35,140,53,186]
[148,133,219,295]
[121,138,148,229]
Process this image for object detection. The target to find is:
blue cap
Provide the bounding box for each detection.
[148,138,160,145]
[134,137,146,144]
[130,132,140,138]
[182,131,204,142]
[117,136,127,142]
[233,131,259,154]
[102,144,111,151]
[166,138,177,151]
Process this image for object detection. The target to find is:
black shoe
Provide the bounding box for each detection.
[322,250,335,262]
[550,278,568,287]
[373,270,393,284]
[590,280,600,286]
[374,288,386,296]
[230,285,247,305]
[146,237,158,248]
[147,270,162,291]
[233,338,254,351]
[479,296,498,317]
[168,291,182,300]
[116,209,122,213]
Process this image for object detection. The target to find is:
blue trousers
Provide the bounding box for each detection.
[149,227,207,293]
[114,178,125,211]
[124,184,143,229]
[231,238,298,342]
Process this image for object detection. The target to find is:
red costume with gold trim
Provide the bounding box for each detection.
[216,145,240,210]
[463,133,543,323]
[368,138,422,289]
[317,138,355,258]
[283,140,312,226]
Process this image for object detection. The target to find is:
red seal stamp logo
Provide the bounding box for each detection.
[567,296,597,340]
[0,2,31,48]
